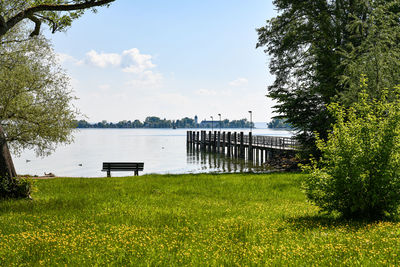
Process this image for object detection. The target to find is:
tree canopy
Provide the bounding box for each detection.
[0,0,115,38]
[257,0,400,155]
[267,118,292,129]
[0,0,114,192]
[0,32,78,158]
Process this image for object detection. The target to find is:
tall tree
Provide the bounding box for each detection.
[0,28,78,181]
[0,0,115,187]
[257,0,400,156]
[339,2,400,104]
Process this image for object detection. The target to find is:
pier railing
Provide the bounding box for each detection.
[187,130,298,163]
[188,131,298,150]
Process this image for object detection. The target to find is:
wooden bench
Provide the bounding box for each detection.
[102,162,144,177]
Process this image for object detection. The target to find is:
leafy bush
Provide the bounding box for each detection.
[302,78,400,220]
[0,177,32,199]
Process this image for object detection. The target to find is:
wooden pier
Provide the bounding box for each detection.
[186,130,298,164]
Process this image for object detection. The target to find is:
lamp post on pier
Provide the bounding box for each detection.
[248,111,253,133]
[218,113,221,132]
[210,116,214,132]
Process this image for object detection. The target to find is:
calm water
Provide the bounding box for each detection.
[13,128,293,177]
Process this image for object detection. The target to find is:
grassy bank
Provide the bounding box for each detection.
[1,173,399,266]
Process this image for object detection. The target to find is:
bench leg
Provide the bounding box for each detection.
[134,170,138,176]
[107,170,111,177]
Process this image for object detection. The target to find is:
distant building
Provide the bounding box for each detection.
[194,115,198,125]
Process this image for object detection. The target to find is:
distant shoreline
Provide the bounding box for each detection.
[75,127,258,129]
[75,117,255,129]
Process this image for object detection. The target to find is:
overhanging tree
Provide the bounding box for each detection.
[0,0,115,38]
[257,0,400,156]
[0,0,115,194]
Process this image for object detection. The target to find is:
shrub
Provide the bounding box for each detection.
[0,177,32,199]
[302,78,400,220]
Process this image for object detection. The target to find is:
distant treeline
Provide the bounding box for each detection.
[75,117,254,129]
[267,118,292,129]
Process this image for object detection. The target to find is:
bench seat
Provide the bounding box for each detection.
[102,162,144,177]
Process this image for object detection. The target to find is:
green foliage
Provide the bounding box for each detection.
[0,177,32,199]
[257,0,400,157]
[0,31,79,157]
[267,118,292,129]
[302,78,400,220]
[339,2,400,104]
[0,1,113,194]
[0,0,114,38]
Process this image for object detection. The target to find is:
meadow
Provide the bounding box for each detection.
[1,173,400,266]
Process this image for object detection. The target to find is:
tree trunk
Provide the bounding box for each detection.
[0,125,17,180]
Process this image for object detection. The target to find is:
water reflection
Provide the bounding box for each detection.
[186,144,271,173]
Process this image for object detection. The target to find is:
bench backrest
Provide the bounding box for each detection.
[102,162,144,171]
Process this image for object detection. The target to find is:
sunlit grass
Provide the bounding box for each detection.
[1,173,400,265]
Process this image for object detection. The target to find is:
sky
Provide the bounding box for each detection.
[46,0,277,123]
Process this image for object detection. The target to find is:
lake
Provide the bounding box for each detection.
[13,128,293,177]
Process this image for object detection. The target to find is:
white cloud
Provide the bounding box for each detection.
[229,77,248,87]
[83,48,156,75]
[85,50,121,68]
[196,89,217,96]
[121,48,156,74]
[78,48,163,89]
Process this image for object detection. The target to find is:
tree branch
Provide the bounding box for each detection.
[34,14,59,34]
[28,16,42,37]
[0,0,115,37]
[0,14,6,29]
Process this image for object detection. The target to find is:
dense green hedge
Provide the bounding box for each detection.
[303,78,400,219]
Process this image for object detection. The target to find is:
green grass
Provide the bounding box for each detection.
[1,173,400,266]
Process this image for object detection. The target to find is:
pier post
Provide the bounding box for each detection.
[191,131,195,149]
[217,131,221,153]
[203,131,207,151]
[204,131,208,151]
[256,147,259,164]
[208,131,212,152]
[200,131,204,151]
[196,131,200,150]
[194,131,198,149]
[248,132,253,161]
[233,132,237,158]
[227,132,231,158]
[239,132,244,159]
[260,149,264,164]
[222,132,226,155]
[213,131,217,153]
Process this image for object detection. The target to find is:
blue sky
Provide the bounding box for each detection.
[48,0,277,123]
